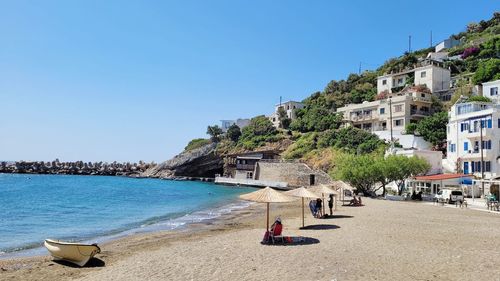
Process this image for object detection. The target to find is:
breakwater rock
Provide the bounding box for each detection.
[0,160,155,176]
[141,142,223,179]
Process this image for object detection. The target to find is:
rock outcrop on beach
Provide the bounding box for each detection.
[141,142,223,180]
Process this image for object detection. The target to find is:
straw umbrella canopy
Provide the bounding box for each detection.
[239,187,296,231]
[309,184,338,216]
[333,180,354,206]
[284,187,319,228]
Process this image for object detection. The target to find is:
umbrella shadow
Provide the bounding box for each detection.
[261,236,320,246]
[321,215,354,219]
[299,224,340,230]
[52,257,105,268]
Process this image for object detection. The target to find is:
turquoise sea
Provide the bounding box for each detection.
[0,174,254,257]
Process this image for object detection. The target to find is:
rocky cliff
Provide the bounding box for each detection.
[141,142,223,179]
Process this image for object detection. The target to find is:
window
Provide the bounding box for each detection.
[486,161,491,172]
[382,79,387,85]
[394,119,403,127]
[394,105,403,112]
[380,108,385,114]
[482,140,492,150]
[488,119,492,128]
[421,93,426,98]
[421,71,426,78]
[246,172,253,179]
[464,142,468,151]
[397,78,403,84]
[449,143,456,153]
[491,87,498,96]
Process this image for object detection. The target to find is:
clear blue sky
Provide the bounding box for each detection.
[0,1,498,162]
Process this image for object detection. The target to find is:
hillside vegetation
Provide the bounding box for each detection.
[187,12,500,192]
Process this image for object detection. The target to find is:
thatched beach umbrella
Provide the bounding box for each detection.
[333,181,353,206]
[309,184,338,216]
[239,187,296,231]
[284,187,319,228]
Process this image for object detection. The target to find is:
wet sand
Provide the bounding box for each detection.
[1,198,500,281]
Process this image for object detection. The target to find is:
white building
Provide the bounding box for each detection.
[389,148,443,175]
[337,87,433,133]
[269,100,304,128]
[446,101,500,180]
[481,79,500,102]
[435,37,461,52]
[220,119,251,132]
[377,62,451,94]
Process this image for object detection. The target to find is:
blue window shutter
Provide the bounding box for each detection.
[472,162,475,172]
[488,119,492,128]
[464,142,468,151]
[460,124,464,132]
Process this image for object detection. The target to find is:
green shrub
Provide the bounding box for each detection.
[185,138,211,151]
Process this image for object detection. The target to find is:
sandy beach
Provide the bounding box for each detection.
[1,198,500,281]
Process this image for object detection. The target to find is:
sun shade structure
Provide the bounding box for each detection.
[332,180,354,206]
[284,187,319,228]
[309,184,338,216]
[239,187,296,231]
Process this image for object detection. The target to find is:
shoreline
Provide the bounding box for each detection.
[0,195,253,260]
[0,199,268,280]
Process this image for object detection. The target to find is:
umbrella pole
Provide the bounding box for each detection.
[302,197,305,228]
[266,202,270,232]
[322,193,325,218]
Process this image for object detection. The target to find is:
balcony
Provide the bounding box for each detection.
[466,128,493,139]
[461,149,494,159]
[410,109,431,117]
[412,96,432,103]
[350,113,377,122]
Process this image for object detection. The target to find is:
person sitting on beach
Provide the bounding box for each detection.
[357,196,362,206]
[349,196,359,206]
[270,217,283,236]
[316,198,323,218]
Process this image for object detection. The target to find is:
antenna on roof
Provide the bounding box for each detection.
[358,62,362,74]
[279,96,282,106]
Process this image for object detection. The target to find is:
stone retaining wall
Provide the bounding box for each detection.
[255,162,333,187]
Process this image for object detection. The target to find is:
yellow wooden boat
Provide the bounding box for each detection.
[44,239,101,267]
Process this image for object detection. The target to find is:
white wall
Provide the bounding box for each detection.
[482,80,500,102]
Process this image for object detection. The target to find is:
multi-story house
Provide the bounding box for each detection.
[377,61,451,94]
[446,101,500,180]
[269,100,304,128]
[220,119,251,132]
[336,87,433,132]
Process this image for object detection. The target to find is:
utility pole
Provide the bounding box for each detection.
[480,118,485,196]
[408,35,412,53]
[279,96,282,107]
[389,98,393,143]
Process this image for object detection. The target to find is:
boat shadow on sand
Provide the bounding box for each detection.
[52,257,105,268]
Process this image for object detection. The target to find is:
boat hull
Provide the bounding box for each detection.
[44,239,101,267]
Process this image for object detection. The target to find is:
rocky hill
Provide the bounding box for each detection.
[141,142,223,180]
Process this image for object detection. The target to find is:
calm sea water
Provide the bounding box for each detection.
[0,174,254,256]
